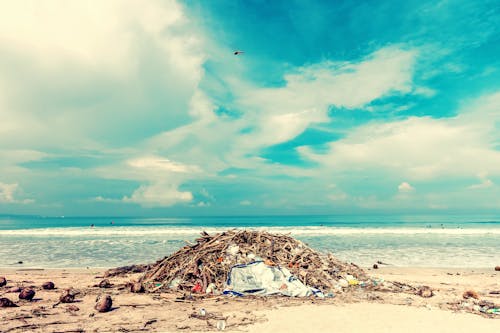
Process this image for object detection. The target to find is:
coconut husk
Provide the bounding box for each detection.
[463,290,480,299]
[96,279,113,288]
[129,282,144,293]
[59,289,79,303]
[95,295,112,312]
[42,281,55,290]
[0,297,18,307]
[19,288,35,301]
[139,229,368,293]
[417,286,433,298]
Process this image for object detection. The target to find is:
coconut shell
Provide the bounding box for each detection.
[95,295,112,312]
[0,277,6,287]
[372,264,378,269]
[129,282,144,293]
[0,297,18,307]
[463,290,480,299]
[417,286,433,298]
[19,288,35,301]
[59,289,76,303]
[98,279,113,288]
[42,281,55,290]
[495,266,500,271]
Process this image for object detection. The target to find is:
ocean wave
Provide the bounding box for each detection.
[1,226,500,237]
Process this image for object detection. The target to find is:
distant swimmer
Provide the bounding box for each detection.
[90,224,95,228]
[233,50,245,55]
[110,221,114,225]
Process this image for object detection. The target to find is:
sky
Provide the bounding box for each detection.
[0,0,499,216]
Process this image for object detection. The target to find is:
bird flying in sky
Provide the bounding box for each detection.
[233,50,244,55]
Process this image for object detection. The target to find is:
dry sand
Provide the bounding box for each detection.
[0,267,498,332]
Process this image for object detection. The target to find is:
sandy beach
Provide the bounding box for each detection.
[1,266,498,332]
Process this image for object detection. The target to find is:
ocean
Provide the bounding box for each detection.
[0,215,498,268]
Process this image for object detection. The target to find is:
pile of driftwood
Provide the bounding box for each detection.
[139,229,368,293]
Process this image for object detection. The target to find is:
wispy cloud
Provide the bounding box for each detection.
[123,182,193,207]
[0,182,33,204]
[301,92,500,181]
[398,182,415,192]
[468,174,494,189]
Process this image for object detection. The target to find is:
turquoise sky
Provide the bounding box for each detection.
[0,0,499,216]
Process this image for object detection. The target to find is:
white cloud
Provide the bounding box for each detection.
[398,182,415,192]
[328,193,348,201]
[468,174,494,189]
[233,46,418,150]
[127,157,200,174]
[0,0,191,70]
[301,91,500,181]
[93,155,199,207]
[413,86,437,97]
[123,182,193,207]
[92,196,117,203]
[469,179,493,189]
[0,0,204,151]
[0,182,18,203]
[0,182,33,204]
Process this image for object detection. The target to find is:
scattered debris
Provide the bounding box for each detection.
[143,319,158,329]
[463,290,480,300]
[97,279,113,288]
[225,261,321,296]
[449,299,500,317]
[19,288,35,301]
[0,276,7,287]
[216,319,226,331]
[95,295,112,312]
[42,281,55,290]
[54,289,79,307]
[372,264,378,269]
[416,286,434,298]
[189,310,226,321]
[0,297,18,307]
[129,281,144,293]
[66,304,80,312]
[104,264,150,278]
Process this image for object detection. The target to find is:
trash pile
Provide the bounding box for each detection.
[139,229,369,295]
[448,299,500,317]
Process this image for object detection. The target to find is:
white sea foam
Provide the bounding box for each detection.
[1,226,499,237]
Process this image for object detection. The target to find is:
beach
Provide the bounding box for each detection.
[1,267,499,332]
[1,217,499,331]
